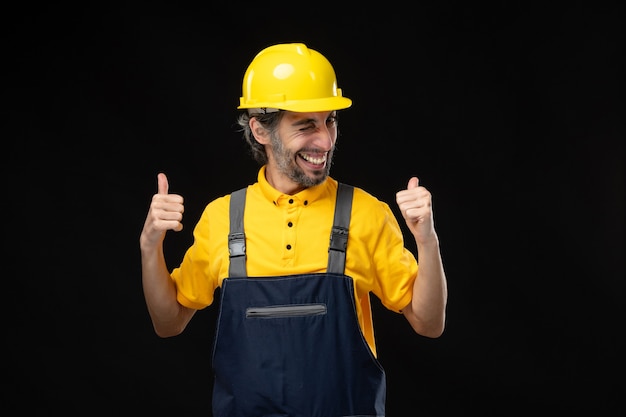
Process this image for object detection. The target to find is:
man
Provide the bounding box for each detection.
[140,42,447,416]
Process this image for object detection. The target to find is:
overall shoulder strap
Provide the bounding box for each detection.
[327,183,354,274]
[228,187,247,277]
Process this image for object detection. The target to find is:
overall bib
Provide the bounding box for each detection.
[211,183,386,417]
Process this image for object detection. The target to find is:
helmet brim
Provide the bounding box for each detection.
[238,96,352,113]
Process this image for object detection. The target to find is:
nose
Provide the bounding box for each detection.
[315,125,335,151]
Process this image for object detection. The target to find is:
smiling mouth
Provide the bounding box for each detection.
[298,152,327,165]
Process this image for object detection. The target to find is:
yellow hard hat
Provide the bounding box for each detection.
[238,43,352,113]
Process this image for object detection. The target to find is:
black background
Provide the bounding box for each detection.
[5,2,624,416]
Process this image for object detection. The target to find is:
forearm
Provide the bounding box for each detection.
[140,242,194,337]
[403,234,448,338]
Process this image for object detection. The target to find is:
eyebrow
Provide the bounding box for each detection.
[290,112,336,127]
[291,118,317,127]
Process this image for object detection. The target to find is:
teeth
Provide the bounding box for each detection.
[300,153,326,164]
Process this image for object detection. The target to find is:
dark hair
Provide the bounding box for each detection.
[236,111,285,165]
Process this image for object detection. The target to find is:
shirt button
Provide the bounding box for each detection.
[287,221,293,227]
[286,244,292,250]
[289,199,294,204]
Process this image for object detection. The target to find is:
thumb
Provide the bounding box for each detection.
[407,176,419,190]
[157,172,169,195]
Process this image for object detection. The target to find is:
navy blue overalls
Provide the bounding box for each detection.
[211,183,386,417]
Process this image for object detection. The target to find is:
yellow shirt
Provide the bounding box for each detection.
[171,166,418,356]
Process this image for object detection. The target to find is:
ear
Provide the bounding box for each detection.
[249,117,270,145]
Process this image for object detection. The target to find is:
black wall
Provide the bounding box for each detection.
[5,3,624,416]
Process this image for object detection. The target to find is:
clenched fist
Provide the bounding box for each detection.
[395,176,436,245]
[140,173,185,250]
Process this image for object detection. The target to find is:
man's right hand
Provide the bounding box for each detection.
[140,173,185,250]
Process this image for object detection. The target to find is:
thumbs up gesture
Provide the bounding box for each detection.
[395,176,436,244]
[140,173,185,249]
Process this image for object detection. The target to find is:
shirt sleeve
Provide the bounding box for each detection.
[348,187,418,313]
[170,195,231,310]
